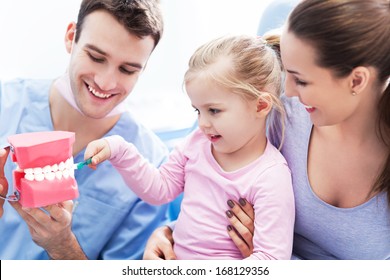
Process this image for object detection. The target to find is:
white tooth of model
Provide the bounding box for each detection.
[59,161,65,171]
[24,168,33,174]
[63,169,70,179]
[45,172,56,181]
[35,173,45,182]
[25,173,35,181]
[52,164,58,172]
[69,168,75,178]
[43,165,52,174]
[65,158,71,169]
[33,167,43,174]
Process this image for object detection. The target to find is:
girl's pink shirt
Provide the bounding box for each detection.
[106,129,295,260]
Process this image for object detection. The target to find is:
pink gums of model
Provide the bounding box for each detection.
[7,131,79,208]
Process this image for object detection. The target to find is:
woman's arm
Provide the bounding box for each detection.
[143,225,177,260]
[142,199,256,259]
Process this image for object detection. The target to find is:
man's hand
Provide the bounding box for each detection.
[10,200,87,259]
[143,225,177,260]
[0,147,10,218]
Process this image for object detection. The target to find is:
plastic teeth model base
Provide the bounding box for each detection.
[7,131,79,208]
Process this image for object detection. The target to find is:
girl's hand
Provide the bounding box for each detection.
[84,139,111,168]
[226,198,255,258]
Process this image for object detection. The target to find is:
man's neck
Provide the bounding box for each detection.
[49,83,121,155]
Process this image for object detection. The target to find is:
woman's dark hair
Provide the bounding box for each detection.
[288,0,390,204]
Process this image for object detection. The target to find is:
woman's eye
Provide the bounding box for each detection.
[194,108,200,114]
[294,77,307,87]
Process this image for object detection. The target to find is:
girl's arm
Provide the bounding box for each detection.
[85,135,186,205]
[143,200,257,260]
[246,164,295,260]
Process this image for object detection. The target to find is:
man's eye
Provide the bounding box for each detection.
[120,67,136,75]
[88,53,104,63]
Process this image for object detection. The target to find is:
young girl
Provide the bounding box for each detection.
[85,35,295,260]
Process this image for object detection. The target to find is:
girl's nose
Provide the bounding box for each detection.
[198,115,211,129]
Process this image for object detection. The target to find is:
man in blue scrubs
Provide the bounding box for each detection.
[0,0,169,259]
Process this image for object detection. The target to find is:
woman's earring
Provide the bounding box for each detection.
[352,91,357,96]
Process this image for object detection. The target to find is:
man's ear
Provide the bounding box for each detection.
[64,22,77,54]
[256,93,273,116]
[350,66,370,95]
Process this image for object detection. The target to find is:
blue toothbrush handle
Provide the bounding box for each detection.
[74,157,93,170]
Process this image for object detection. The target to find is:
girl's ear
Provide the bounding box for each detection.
[257,100,268,112]
[256,93,273,117]
[64,22,77,54]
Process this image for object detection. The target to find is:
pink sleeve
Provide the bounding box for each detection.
[245,163,295,260]
[104,135,187,205]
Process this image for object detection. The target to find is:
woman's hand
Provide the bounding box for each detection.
[143,225,177,260]
[143,199,255,259]
[226,198,255,258]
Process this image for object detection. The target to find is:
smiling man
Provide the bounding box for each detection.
[0,0,169,260]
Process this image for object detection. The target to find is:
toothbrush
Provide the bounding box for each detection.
[74,157,93,170]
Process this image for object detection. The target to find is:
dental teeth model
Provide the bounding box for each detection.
[7,131,79,208]
[23,157,75,182]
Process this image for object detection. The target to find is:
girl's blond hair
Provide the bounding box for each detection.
[184,34,285,148]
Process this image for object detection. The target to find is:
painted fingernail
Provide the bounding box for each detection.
[227,199,235,208]
[226,210,233,218]
[239,198,246,206]
[227,225,232,231]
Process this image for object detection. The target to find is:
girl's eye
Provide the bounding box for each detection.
[88,53,104,63]
[194,108,200,115]
[209,108,220,115]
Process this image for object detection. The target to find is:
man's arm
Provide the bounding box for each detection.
[9,200,88,259]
